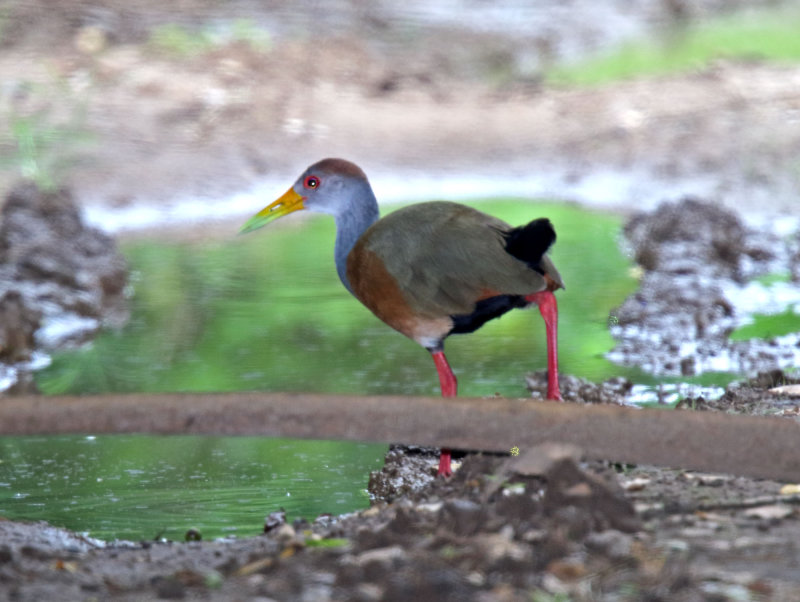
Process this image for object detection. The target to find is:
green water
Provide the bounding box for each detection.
[0,435,381,541]
[5,199,647,540]
[38,200,642,397]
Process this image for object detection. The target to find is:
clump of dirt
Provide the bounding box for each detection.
[608,197,800,377]
[0,291,40,364]
[526,371,633,404]
[792,231,800,283]
[0,181,128,391]
[367,444,442,503]
[678,368,800,416]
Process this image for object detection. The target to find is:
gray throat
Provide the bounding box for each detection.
[333,190,380,294]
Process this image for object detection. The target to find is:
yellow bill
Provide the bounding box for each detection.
[240,187,305,234]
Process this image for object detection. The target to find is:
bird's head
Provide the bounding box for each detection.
[240,158,370,234]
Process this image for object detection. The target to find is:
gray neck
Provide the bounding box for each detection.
[333,185,380,294]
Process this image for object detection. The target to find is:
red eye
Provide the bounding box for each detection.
[303,175,320,190]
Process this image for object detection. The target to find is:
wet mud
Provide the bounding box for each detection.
[0,183,128,392]
[609,198,800,379]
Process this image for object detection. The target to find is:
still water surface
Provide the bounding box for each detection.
[0,435,382,541]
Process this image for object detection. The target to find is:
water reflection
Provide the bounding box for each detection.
[40,201,642,398]
[0,435,383,541]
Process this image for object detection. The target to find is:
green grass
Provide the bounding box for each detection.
[728,272,800,342]
[754,271,792,287]
[546,8,800,86]
[147,19,270,58]
[729,306,800,341]
[148,24,216,57]
[0,77,93,190]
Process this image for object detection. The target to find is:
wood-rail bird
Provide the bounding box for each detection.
[241,158,564,476]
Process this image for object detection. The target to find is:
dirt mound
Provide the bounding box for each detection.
[679,368,800,416]
[526,371,632,404]
[0,181,128,391]
[608,197,799,377]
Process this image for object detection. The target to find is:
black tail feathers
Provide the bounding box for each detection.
[504,218,556,271]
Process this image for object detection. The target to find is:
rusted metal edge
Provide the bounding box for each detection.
[1,392,798,482]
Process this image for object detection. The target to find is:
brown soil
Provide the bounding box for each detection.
[2,1,800,600]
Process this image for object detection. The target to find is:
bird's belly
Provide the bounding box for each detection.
[361,292,454,348]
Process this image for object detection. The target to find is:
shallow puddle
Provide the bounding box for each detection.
[0,435,383,541]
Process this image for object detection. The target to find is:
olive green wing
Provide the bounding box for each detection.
[361,201,548,318]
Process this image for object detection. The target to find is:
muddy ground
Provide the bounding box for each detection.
[3,372,800,601]
[2,1,800,600]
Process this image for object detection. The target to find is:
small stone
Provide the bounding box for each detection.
[439,499,483,536]
[681,472,731,487]
[585,530,634,560]
[74,25,108,54]
[621,477,651,491]
[0,544,13,564]
[355,583,384,601]
[521,529,547,543]
[506,442,583,477]
[479,531,528,564]
[264,509,287,533]
[543,458,641,533]
[466,571,485,586]
[352,545,406,569]
[780,483,800,496]
[273,523,296,542]
[151,575,185,599]
[743,504,794,521]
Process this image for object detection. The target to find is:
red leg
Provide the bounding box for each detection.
[437,449,452,477]
[431,350,457,397]
[431,350,457,476]
[525,290,562,401]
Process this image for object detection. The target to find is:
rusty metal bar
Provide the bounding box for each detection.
[1,392,799,482]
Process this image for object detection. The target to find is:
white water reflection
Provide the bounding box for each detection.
[82,167,720,235]
[627,383,726,406]
[722,280,800,323]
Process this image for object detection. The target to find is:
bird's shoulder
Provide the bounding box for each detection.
[361,201,510,250]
